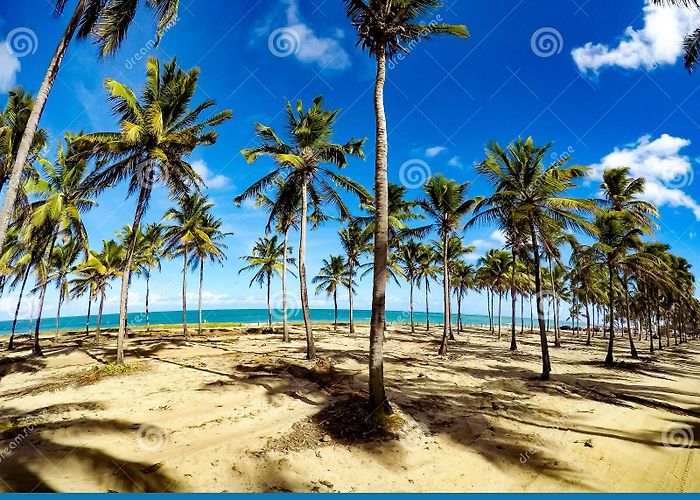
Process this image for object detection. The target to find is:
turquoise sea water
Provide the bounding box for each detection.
[0,308,551,335]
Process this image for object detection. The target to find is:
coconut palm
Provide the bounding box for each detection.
[478,249,512,340]
[600,167,659,233]
[419,176,479,355]
[396,240,423,333]
[415,243,439,331]
[235,96,367,360]
[355,183,423,245]
[451,260,476,334]
[313,256,349,331]
[0,227,33,350]
[344,0,468,415]
[435,235,475,339]
[191,214,230,335]
[47,240,82,340]
[473,137,595,379]
[82,57,231,362]
[240,235,292,330]
[339,221,371,334]
[163,193,215,337]
[0,0,182,252]
[138,223,166,330]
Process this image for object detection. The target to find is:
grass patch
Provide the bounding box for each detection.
[75,362,146,387]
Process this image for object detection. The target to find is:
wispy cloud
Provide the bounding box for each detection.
[425,146,447,158]
[0,42,20,93]
[192,159,231,190]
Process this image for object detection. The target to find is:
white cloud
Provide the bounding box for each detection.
[0,42,20,93]
[468,230,507,261]
[448,156,464,169]
[588,134,700,220]
[192,159,230,190]
[425,146,447,158]
[572,3,700,74]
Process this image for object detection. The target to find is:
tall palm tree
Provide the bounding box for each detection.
[163,193,215,337]
[473,137,595,379]
[435,235,474,339]
[451,260,475,334]
[396,240,423,333]
[235,96,367,360]
[48,240,82,341]
[0,0,182,252]
[239,235,292,330]
[82,57,231,363]
[478,249,512,340]
[139,223,166,330]
[191,214,229,335]
[415,243,439,331]
[339,221,370,334]
[344,0,468,416]
[600,167,659,233]
[419,175,479,355]
[0,227,32,350]
[313,256,348,331]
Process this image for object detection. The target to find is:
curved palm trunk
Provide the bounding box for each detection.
[425,277,430,331]
[145,269,151,331]
[529,223,551,379]
[54,285,65,342]
[604,262,615,366]
[0,2,85,251]
[266,272,272,329]
[182,243,189,337]
[282,230,290,341]
[368,46,390,415]
[299,178,316,359]
[33,281,48,357]
[409,278,415,334]
[333,289,338,330]
[8,265,30,350]
[96,289,105,341]
[198,260,204,335]
[438,234,450,355]
[84,294,93,336]
[117,183,151,364]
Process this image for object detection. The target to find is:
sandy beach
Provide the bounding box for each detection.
[0,324,697,493]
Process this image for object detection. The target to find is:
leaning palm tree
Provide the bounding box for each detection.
[239,235,291,330]
[0,0,181,252]
[344,0,468,416]
[650,1,700,72]
[82,57,231,363]
[339,221,371,334]
[313,256,349,331]
[163,193,215,337]
[235,96,367,360]
[473,137,595,379]
[419,175,479,355]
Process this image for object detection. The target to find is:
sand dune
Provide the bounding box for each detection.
[0,324,698,492]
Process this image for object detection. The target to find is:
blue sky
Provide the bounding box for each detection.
[1,0,700,320]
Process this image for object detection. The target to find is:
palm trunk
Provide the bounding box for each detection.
[54,285,65,342]
[348,260,355,334]
[299,177,316,359]
[623,274,637,358]
[0,1,85,251]
[425,277,430,331]
[529,222,551,379]
[198,260,204,335]
[497,292,503,340]
[84,294,93,336]
[96,289,105,341]
[438,234,451,355]
[368,46,390,415]
[409,279,414,334]
[8,265,30,350]
[457,291,462,333]
[266,272,272,329]
[145,269,151,331]
[33,280,48,357]
[333,290,338,330]
[585,299,592,346]
[116,182,151,364]
[548,258,561,348]
[282,230,290,341]
[182,243,189,337]
[511,250,517,351]
[605,262,615,366]
[520,295,525,334]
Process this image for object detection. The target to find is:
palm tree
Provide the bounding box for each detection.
[435,236,474,339]
[82,57,231,363]
[239,236,291,330]
[235,96,367,360]
[396,240,423,333]
[339,221,370,334]
[48,240,82,341]
[600,167,659,232]
[649,1,700,72]
[163,193,215,337]
[0,88,46,193]
[191,214,229,335]
[451,260,475,334]
[313,256,348,331]
[72,240,125,340]
[0,227,32,350]
[419,176,479,355]
[0,0,181,252]
[355,183,423,244]
[473,137,595,379]
[344,0,468,416]
[139,223,166,330]
[478,249,512,340]
[415,243,439,331]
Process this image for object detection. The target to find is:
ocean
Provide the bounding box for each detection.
[0,308,550,335]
